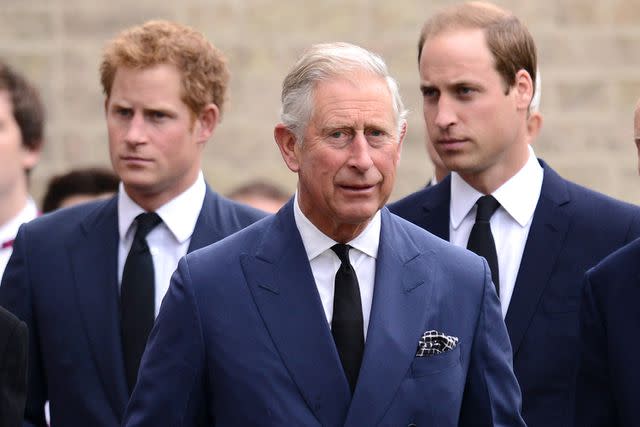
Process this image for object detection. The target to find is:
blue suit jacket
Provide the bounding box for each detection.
[575,237,640,427]
[123,201,525,427]
[0,306,27,427]
[389,160,640,427]
[0,188,266,427]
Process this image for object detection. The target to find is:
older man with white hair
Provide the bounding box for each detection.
[123,42,525,427]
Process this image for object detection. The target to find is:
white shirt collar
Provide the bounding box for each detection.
[0,197,38,243]
[451,145,543,229]
[292,191,380,261]
[118,171,206,243]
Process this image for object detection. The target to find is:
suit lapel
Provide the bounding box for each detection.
[241,201,351,426]
[505,164,571,354]
[68,197,129,418]
[344,209,434,427]
[419,176,451,240]
[188,187,227,252]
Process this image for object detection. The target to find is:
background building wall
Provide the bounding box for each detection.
[2,0,639,205]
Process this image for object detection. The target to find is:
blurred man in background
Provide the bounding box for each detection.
[0,61,44,279]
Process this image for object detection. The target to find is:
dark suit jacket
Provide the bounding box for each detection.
[0,306,27,427]
[389,160,640,427]
[122,202,525,427]
[0,188,266,427]
[575,237,640,427]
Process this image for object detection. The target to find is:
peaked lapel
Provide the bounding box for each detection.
[504,163,571,354]
[417,176,451,241]
[67,197,129,418]
[240,201,351,427]
[344,209,434,427]
[188,187,231,252]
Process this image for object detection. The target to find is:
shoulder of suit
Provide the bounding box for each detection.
[204,190,269,225]
[22,197,115,236]
[590,237,640,279]
[542,166,638,213]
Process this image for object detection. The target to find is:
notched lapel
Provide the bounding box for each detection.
[505,167,571,355]
[344,212,434,427]
[241,207,351,427]
[188,188,225,252]
[421,176,451,241]
[68,198,129,418]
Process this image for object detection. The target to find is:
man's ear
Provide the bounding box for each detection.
[395,120,407,161]
[21,144,42,171]
[274,124,300,173]
[195,103,220,144]
[514,69,534,111]
[526,112,543,142]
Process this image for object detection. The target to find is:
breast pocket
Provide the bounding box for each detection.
[410,345,461,378]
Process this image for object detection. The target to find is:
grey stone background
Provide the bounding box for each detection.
[2,0,639,206]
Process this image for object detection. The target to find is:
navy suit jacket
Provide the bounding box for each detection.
[0,306,27,427]
[123,201,525,427]
[575,237,640,427]
[389,160,640,427]
[0,188,266,427]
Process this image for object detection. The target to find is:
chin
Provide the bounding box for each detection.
[339,206,379,225]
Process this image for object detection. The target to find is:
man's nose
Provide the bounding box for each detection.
[348,133,374,171]
[433,96,457,130]
[124,113,148,145]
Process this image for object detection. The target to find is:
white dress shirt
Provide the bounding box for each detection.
[117,172,206,315]
[0,197,38,279]
[449,146,543,317]
[293,192,379,340]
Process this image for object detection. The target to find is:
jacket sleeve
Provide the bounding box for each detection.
[458,259,526,427]
[574,272,615,427]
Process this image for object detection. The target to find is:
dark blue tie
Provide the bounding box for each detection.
[121,212,162,392]
[467,195,500,296]
[331,244,364,394]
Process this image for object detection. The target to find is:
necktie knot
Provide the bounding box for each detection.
[134,212,162,240]
[475,195,500,223]
[331,243,352,265]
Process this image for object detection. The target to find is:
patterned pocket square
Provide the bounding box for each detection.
[416,330,459,357]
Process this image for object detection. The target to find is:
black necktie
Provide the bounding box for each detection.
[121,212,162,392]
[331,244,364,394]
[467,195,501,296]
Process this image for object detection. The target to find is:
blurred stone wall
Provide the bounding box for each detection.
[2,0,639,206]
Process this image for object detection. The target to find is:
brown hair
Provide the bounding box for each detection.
[42,167,119,213]
[0,60,45,151]
[100,20,230,117]
[418,1,537,95]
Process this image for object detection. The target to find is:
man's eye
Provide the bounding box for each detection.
[116,108,132,118]
[421,87,438,98]
[150,111,168,120]
[457,87,474,96]
[330,131,345,138]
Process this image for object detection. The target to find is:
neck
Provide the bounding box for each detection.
[461,144,530,194]
[0,182,29,227]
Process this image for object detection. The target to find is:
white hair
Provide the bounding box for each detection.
[280,42,408,142]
